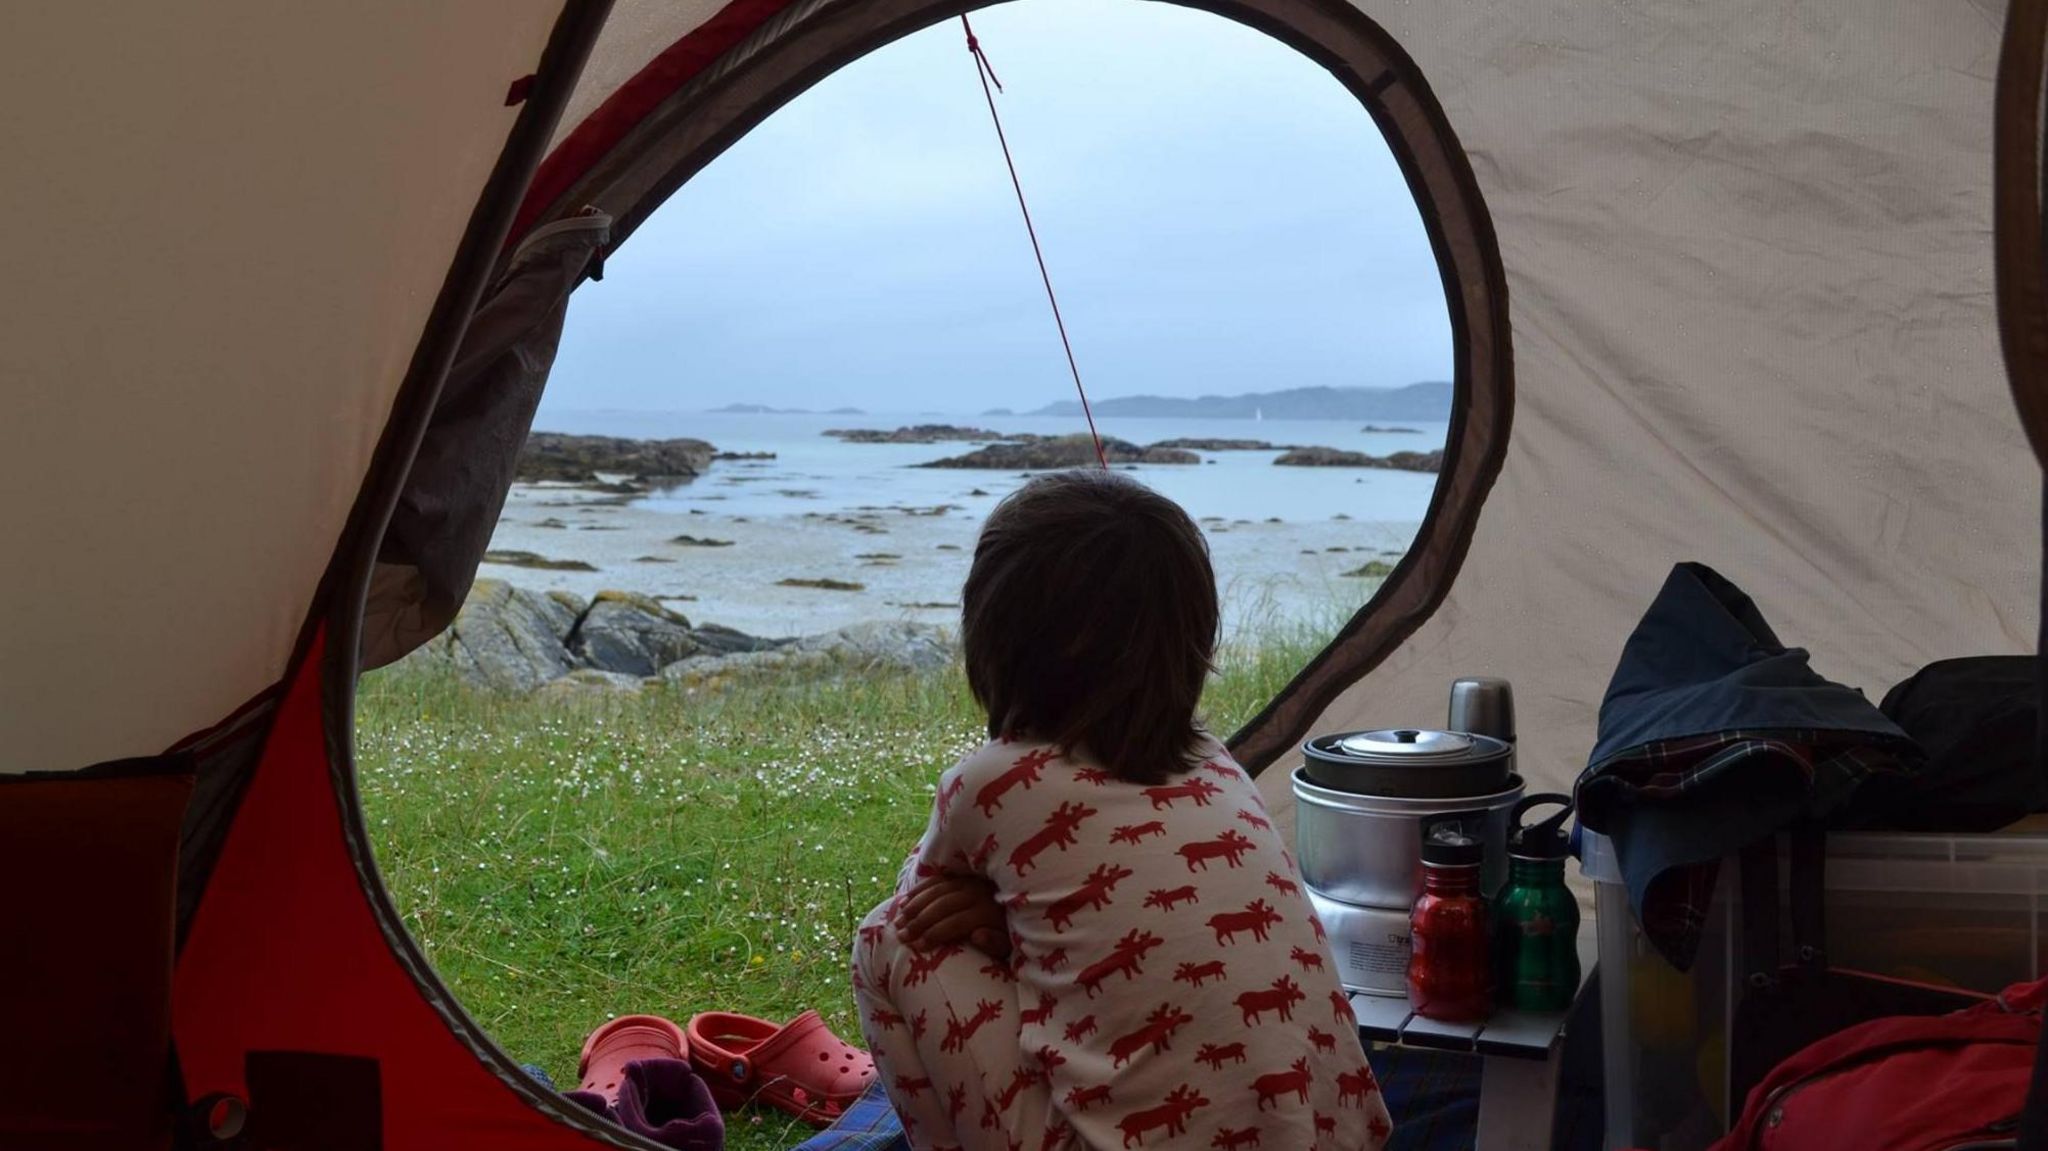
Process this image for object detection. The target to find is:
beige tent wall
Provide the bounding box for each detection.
[0,3,565,773]
[1265,0,2037,816]
[552,0,732,152]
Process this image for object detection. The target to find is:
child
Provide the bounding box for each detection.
[853,470,1391,1150]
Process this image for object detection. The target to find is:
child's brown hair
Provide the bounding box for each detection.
[961,469,1218,784]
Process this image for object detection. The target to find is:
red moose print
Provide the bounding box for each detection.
[940,998,1005,1054]
[1315,1112,1337,1140]
[1330,990,1356,1026]
[1236,808,1273,833]
[1144,776,1223,810]
[893,1074,931,1098]
[1116,1084,1209,1148]
[1035,1044,1067,1073]
[1199,761,1240,780]
[1196,1041,1247,1070]
[1291,945,1326,973]
[1265,870,1299,897]
[1075,765,1113,786]
[1174,959,1227,988]
[1236,975,1306,1025]
[1143,885,1199,912]
[976,747,1057,817]
[1019,991,1057,1026]
[1252,1057,1313,1110]
[1009,801,1096,875]
[1208,899,1283,945]
[968,832,1000,872]
[1211,1127,1261,1149]
[1178,829,1256,873]
[1046,862,1133,931]
[1107,1003,1195,1068]
[1063,1015,1099,1043]
[1064,1084,1112,1113]
[903,944,964,987]
[1076,928,1164,996]
[1336,1065,1380,1107]
[1109,820,1168,845]
[1308,1026,1337,1054]
[994,1066,1045,1113]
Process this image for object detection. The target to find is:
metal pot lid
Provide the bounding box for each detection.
[1334,728,1477,761]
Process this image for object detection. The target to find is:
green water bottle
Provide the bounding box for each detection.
[1493,794,1581,1012]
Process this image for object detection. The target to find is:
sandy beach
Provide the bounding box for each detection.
[484,478,1419,641]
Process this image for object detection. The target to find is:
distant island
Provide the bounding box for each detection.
[1029,383,1450,421]
[708,403,866,415]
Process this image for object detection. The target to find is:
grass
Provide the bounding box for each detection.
[355,599,1349,1151]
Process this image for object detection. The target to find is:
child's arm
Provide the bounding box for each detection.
[894,760,1011,958]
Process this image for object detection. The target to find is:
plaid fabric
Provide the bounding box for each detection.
[1580,728,1917,968]
[789,1081,908,1151]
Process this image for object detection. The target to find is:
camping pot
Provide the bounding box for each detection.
[1293,726,1522,909]
[1300,728,1514,797]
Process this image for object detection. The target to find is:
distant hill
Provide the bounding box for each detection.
[1028,383,1450,421]
[707,403,867,415]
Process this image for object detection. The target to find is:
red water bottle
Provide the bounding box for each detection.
[1407,815,1491,1021]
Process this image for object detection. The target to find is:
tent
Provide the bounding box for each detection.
[2,0,2043,1147]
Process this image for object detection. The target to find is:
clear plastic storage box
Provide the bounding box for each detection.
[1581,825,2048,1151]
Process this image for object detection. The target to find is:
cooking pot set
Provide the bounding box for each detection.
[1293,677,1530,996]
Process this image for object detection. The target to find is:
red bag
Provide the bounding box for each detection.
[1710,975,2045,1150]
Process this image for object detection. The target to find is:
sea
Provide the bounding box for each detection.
[488,409,1448,640]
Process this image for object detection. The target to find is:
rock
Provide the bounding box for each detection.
[535,668,645,700]
[920,435,1199,469]
[1342,560,1397,579]
[690,623,789,656]
[515,433,715,485]
[793,620,955,671]
[824,424,1012,444]
[399,578,579,692]
[655,621,953,684]
[633,555,675,564]
[568,591,700,676]
[1271,446,1442,472]
[1362,425,1422,434]
[777,577,865,592]
[483,549,597,572]
[712,451,777,461]
[1148,438,1284,451]
[670,535,734,547]
[658,647,834,686]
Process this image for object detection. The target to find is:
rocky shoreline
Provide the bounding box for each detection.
[393,579,952,695]
[919,435,1200,469]
[513,425,1440,480]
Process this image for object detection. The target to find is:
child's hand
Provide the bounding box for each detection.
[893,874,1012,961]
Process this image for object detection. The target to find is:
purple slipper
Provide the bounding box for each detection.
[567,1059,723,1151]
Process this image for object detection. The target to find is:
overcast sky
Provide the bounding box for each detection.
[541,0,1449,416]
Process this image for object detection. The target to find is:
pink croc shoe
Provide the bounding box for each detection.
[686,1010,875,1127]
[578,1015,688,1106]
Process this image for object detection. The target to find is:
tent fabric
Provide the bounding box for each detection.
[0,1,568,775]
[364,211,613,672]
[1290,0,2037,807]
[174,631,654,1151]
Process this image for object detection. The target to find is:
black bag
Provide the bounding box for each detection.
[1842,656,2045,831]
